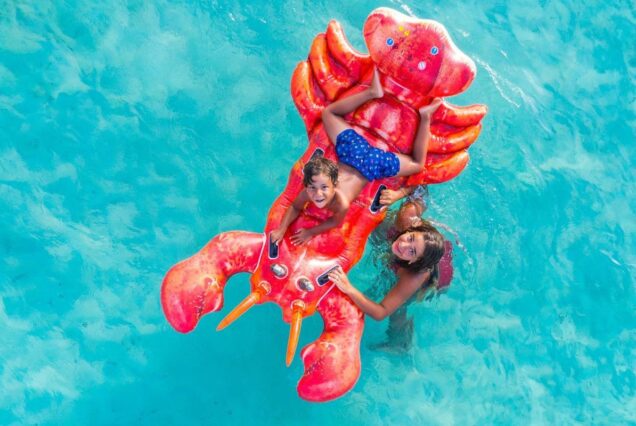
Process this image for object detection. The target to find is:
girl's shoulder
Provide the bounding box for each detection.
[396,266,430,284]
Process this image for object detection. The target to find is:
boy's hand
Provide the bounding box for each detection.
[418,98,442,117]
[270,229,285,244]
[290,228,314,245]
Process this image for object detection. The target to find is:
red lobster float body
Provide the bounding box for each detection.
[161,8,487,402]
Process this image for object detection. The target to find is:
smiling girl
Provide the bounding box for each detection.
[328,219,445,321]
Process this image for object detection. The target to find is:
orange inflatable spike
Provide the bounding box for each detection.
[216,291,262,331]
[286,301,306,366]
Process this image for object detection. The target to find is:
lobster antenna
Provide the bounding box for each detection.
[216,282,271,331]
[285,300,306,366]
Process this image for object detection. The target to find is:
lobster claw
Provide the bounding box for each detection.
[161,231,265,333]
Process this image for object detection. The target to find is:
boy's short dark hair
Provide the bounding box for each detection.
[303,157,338,186]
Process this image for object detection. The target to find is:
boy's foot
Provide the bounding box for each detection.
[369,67,384,99]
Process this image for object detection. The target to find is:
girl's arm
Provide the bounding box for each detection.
[328,266,429,321]
[379,186,415,206]
[271,191,308,243]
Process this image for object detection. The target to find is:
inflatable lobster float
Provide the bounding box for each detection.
[161,8,487,402]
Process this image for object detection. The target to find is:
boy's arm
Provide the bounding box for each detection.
[289,196,348,245]
[271,191,307,243]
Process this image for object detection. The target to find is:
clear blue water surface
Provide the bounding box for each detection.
[1,0,634,425]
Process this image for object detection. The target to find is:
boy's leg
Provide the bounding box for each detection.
[393,98,442,177]
[322,68,383,144]
[393,151,426,177]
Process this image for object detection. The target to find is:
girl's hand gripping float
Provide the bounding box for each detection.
[161,8,487,402]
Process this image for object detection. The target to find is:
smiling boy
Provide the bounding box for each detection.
[270,157,349,245]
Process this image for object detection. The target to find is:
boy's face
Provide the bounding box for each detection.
[306,173,336,209]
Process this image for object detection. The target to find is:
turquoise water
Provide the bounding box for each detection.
[1,0,634,424]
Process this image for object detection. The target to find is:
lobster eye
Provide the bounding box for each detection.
[431,46,439,55]
[418,61,426,70]
[297,277,315,292]
[386,38,394,46]
[270,263,288,278]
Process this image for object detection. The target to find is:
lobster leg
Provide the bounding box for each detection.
[161,231,264,333]
[309,33,352,100]
[426,101,488,154]
[291,61,326,132]
[291,20,373,133]
[297,290,364,402]
[405,100,488,185]
[325,20,372,81]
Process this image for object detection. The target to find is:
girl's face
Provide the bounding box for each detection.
[392,231,426,263]
[306,173,336,209]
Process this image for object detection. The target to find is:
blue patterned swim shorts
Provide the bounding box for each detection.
[335,129,400,181]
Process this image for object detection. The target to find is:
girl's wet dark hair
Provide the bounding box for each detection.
[416,263,439,301]
[303,157,338,186]
[392,220,445,274]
